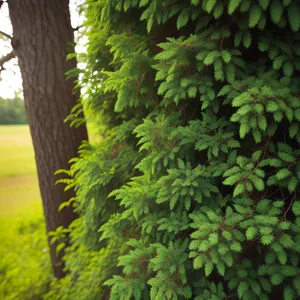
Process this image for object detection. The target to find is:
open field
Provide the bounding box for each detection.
[0,125,51,299]
[0,123,96,217]
[0,125,37,178]
[0,122,98,298]
[0,125,41,217]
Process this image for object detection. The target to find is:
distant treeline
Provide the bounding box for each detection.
[0,97,27,124]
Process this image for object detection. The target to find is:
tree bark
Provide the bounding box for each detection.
[8,0,88,279]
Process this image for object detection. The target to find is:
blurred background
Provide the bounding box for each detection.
[0,1,85,298]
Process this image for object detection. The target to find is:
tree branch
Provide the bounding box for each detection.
[0,30,12,39]
[0,50,15,71]
[73,25,82,32]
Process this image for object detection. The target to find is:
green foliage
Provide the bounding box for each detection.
[0,213,51,300]
[0,96,27,124]
[48,0,300,299]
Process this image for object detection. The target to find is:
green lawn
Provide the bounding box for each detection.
[0,123,96,216]
[0,125,37,178]
[0,125,51,300]
[0,125,41,216]
[0,123,99,299]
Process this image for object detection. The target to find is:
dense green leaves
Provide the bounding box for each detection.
[0,96,27,124]
[48,0,300,299]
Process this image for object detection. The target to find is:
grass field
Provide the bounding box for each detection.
[0,125,42,217]
[0,123,99,298]
[0,125,51,300]
[0,123,98,217]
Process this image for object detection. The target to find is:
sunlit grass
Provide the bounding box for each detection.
[0,125,39,216]
[0,123,98,216]
[0,205,51,300]
[0,175,41,216]
[0,125,51,299]
[0,125,37,179]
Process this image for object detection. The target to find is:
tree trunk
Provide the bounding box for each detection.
[8,0,88,279]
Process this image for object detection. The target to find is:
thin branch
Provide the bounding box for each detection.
[282,193,296,221]
[0,30,12,39]
[73,25,82,32]
[225,293,238,300]
[0,50,15,71]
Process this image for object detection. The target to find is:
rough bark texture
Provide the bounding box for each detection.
[8,0,88,279]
